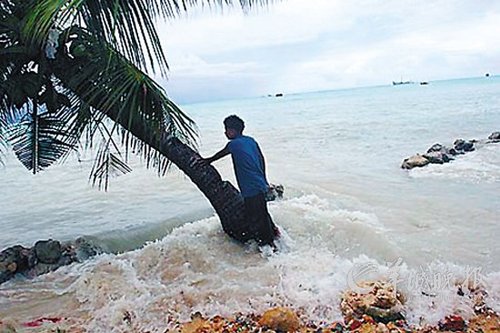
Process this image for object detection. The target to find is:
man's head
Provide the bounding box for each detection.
[224,115,244,139]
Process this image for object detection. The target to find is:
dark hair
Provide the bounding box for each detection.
[224,115,245,134]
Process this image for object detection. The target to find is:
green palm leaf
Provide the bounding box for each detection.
[53,26,198,145]
[23,0,275,75]
[8,105,78,172]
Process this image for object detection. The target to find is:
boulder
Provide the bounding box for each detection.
[34,239,61,264]
[73,237,100,261]
[488,132,500,140]
[454,139,475,152]
[488,131,500,142]
[401,154,430,169]
[340,280,405,324]
[423,151,453,164]
[427,143,458,156]
[0,245,30,284]
[258,307,301,332]
[426,143,444,153]
[0,237,102,285]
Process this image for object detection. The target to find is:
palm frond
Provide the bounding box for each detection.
[23,0,277,76]
[25,0,168,75]
[90,133,132,191]
[53,26,198,146]
[7,103,77,172]
[0,115,7,166]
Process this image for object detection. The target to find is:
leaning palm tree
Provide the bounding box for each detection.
[0,0,273,242]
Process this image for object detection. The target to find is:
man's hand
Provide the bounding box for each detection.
[189,156,211,168]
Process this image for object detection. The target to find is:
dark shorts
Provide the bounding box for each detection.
[242,192,279,246]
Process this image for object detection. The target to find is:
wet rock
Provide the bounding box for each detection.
[438,315,466,331]
[427,143,457,156]
[427,143,445,153]
[340,280,405,324]
[454,139,475,152]
[468,312,500,333]
[258,307,301,332]
[266,183,284,201]
[34,239,61,264]
[423,151,453,164]
[73,237,100,261]
[0,237,102,285]
[401,154,430,169]
[0,320,17,333]
[404,132,499,171]
[488,132,500,140]
[0,245,30,284]
[488,131,500,143]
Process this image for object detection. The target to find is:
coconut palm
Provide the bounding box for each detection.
[0,0,273,242]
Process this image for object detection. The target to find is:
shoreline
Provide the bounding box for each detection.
[1,279,498,332]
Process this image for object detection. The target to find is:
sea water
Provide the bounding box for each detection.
[0,77,499,330]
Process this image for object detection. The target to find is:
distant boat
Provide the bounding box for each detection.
[419,81,429,85]
[392,80,414,86]
[485,73,490,77]
[275,93,284,97]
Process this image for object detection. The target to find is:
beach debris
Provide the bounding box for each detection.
[438,315,466,331]
[340,280,405,323]
[0,237,101,285]
[258,307,301,332]
[401,131,500,170]
[21,317,62,328]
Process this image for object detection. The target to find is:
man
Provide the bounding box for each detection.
[200,115,279,247]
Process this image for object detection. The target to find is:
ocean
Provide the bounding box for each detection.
[1,77,499,331]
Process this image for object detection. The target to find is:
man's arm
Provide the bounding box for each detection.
[203,144,230,164]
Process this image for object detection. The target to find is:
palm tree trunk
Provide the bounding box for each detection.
[51,60,250,243]
[116,117,251,242]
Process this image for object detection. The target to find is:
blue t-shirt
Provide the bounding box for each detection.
[227,135,269,198]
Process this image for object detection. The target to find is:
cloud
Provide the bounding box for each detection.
[156,0,500,103]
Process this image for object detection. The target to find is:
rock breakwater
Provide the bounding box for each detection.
[402,131,500,170]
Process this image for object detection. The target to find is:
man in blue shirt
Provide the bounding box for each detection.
[200,115,279,247]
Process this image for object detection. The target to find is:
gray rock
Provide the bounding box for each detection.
[423,151,453,164]
[488,132,500,140]
[266,184,284,201]
[34,239,62,264]
[74,237,101,261]
[401,154,430,169]
[454,139,475,152]
[0,237,102,285]
[427,143,444,153]
[0,245,30,284]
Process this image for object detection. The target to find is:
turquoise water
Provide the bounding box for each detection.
[1,77,499,330]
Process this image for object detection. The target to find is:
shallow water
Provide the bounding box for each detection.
[1,77,499,331]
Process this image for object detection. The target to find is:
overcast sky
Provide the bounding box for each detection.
[155,0,500,104]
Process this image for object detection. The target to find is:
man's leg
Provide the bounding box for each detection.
[244,193,277,246]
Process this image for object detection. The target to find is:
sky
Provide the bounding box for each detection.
[155,0,500,104]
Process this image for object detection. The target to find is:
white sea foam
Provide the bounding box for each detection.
[1,78,499,331]
[1,196,499,332]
